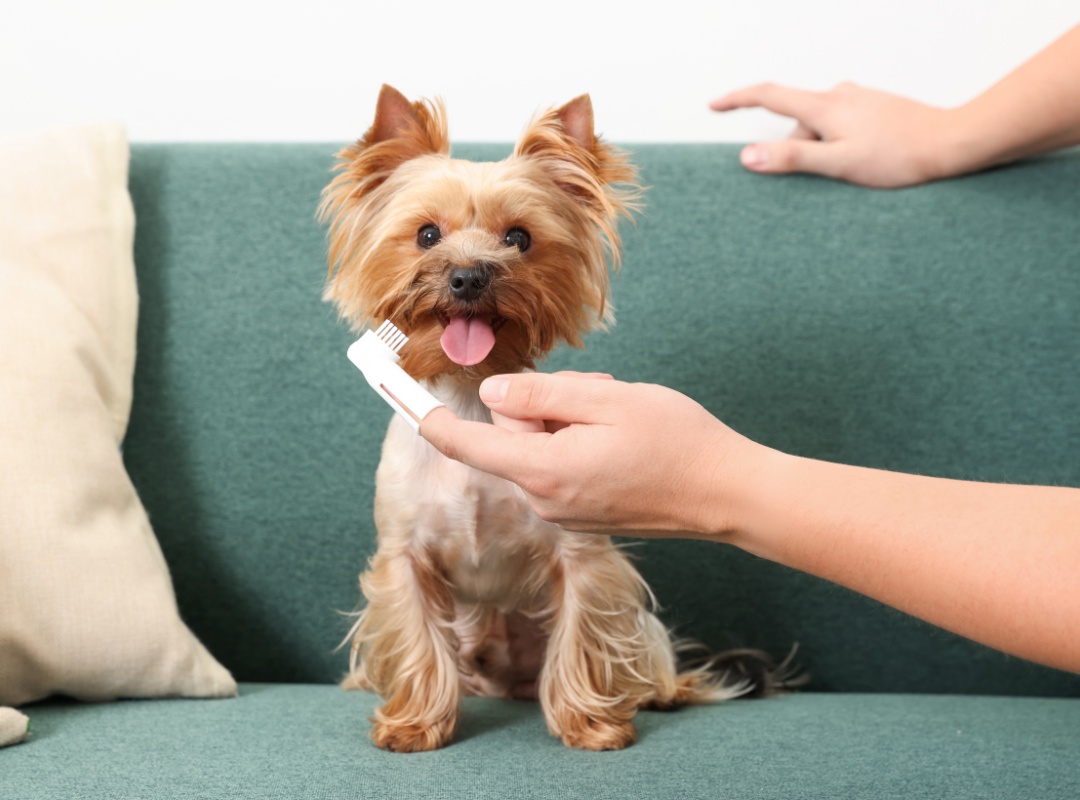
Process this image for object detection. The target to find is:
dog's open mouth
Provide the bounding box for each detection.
[438,313,507,366]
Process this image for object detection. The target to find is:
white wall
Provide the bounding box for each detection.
[1,1,1075,144]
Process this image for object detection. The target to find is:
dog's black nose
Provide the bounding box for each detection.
[448,266,490,303]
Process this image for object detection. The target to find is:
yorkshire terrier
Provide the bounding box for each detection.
[319,85,753,752]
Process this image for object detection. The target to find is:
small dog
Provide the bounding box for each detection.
[319,85,750,752]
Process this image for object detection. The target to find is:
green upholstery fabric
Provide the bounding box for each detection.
[121,143,1080,698]
[6,685,1079,798]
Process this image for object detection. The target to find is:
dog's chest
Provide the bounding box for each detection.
[374,384,557,605]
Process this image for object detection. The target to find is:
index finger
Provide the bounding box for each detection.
[709,83,823,124]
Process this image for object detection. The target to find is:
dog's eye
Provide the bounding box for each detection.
[503,227,531,252]
[417,224,442,249]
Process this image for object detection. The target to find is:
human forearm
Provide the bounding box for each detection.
[938,23,1080,177]
[721,449,1080,673]
[709,23,1080,187]
[422,373,1080,673]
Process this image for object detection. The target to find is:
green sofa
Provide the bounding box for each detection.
[7,141,1079,798]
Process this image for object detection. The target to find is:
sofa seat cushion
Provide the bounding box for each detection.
[6,684,1078,798]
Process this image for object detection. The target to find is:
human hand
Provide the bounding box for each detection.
[420,372,765,538]
[709,82,957,188]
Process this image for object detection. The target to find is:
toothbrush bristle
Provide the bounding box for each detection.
[375,320,408,354]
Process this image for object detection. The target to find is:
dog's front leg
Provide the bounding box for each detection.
[349,548,460,752]
[539,538,665,750]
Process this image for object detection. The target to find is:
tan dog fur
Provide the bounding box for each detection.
[319,85,746,752]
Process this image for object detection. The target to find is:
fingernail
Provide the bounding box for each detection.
[479,375,509,404]
[741,144,768,169]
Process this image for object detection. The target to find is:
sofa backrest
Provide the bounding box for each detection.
[124,143,1080,696]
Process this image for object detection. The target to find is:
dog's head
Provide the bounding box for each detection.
[319,84,641,381]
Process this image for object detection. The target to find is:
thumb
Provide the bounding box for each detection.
[739,139,849,180]
[479,372,616,426]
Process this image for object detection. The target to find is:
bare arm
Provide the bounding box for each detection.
[742,451,1080,675]
[946,23,1080,173]
[709,23,1080,188]
[421,373,1080,673]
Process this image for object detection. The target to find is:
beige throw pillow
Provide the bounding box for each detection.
[0,707,29,747]
[0,123,236,706]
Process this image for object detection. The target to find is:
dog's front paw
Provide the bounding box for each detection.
[371,714,457,753]
[556,713,637,751]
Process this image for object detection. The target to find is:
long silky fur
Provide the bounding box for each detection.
[538,538,750,747]
[321,86,765,754]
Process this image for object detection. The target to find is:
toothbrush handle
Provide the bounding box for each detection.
[376,360,445,431]
[349,350,444,432]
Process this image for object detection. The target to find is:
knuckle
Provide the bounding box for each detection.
[421,412,457,458]
[439,437,462,463]
[754,81,779,100]
[528,494,574,529]
[430,431,462,463]
[524,470,560,502]
[771,142,798,171]
[531,503,562,526]
[512,375,550,417]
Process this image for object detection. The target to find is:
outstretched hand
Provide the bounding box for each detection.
[710,82,955,188]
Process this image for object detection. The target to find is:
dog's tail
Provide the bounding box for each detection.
[674,642,808,703]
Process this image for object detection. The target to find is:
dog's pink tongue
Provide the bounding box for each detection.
[440,316,496,366]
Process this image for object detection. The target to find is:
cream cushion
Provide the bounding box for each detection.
[0,123,236,706]
[0,707,29,747]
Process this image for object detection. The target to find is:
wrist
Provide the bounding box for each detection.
[689,431,791,547]
[938,105,978,179]
[931,100,1019,181]
[914,105,976,183]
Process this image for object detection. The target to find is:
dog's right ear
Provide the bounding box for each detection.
[319,85,449,254]
[363,84,449,159]
[322,86,448,205]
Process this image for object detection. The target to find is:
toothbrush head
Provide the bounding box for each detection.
[347,320,445,432]
[348,320,408,366]
[374,319,408,355]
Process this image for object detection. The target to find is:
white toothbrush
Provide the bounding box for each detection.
[347,320,445,431]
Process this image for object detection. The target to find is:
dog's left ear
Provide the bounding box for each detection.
[514,94,638,210]
[515,94,599,163]
[366,84,449,156]
[319,85,451,284]
[554,94,596,151]
[320,86,449,220]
